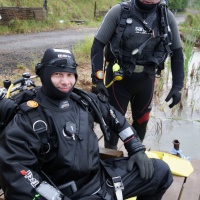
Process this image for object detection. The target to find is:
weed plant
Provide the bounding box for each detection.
[179,14,200,89]
[72,36,94,63]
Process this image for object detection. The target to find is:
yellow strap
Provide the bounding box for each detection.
[126,197,137,200]
[6,83,14,98]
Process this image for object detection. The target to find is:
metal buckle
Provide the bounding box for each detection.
[58,181,77,196]
[33,120,47,134]
[112,176,124,191]
[134,65,144,73]
[112,176,124,200]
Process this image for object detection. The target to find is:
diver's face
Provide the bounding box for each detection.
[51,72,76,93]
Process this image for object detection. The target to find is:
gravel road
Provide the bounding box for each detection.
[0,27,97,71]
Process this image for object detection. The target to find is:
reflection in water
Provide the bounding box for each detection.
[144,50,200,159]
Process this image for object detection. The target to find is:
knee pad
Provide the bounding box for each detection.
[137,112,150,124]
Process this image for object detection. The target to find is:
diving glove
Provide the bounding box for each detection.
[124,135,154,180]
[165,87,182,108]
[92,80,109,98]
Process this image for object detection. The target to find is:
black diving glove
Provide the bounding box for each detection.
[92,80,109,98]
[165,87,182,108]
[124,136,154,180]
[127,151,154,180]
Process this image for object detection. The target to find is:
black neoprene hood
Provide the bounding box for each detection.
[36,48,77,76]
[36,48,78,100]
[134,0,159,11]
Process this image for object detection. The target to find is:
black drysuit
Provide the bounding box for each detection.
[0,88,172,200]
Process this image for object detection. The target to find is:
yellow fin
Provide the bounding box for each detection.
[145,151,194,177]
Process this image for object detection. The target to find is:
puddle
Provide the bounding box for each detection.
[143,50,200,160]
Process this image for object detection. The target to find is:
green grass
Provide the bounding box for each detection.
[179,14,200,87]
[72,36,94,63]
[0,0,119,35]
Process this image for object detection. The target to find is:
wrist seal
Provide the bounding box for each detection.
[124,136,146,156]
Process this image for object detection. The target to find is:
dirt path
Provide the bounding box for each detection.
[0,27,97,70]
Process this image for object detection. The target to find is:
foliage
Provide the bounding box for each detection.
[168,0,189,11]
[179,14,200,87]
[180,14,200,38]
[188,0,200,9]
[72,36,94,63]
[168,0,200,11]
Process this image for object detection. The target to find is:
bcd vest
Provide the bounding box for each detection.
[106,1,171,69]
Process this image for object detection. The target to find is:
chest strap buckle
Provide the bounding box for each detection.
[112,176,124,200]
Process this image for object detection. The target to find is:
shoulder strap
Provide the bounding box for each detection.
[158,1,172,55]
[71,88,110,142]
[19,102,52,168]
[19,102,49,143]
[114,2,131,62]
[115,2,153,61]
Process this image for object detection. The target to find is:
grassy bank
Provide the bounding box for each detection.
[0,0,119,34]
[0,1,200,93]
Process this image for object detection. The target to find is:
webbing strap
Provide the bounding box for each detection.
[158,2,172,56]
[100,160,124,200]
[97,189,112,200]
[27,108,49,144]
[115,2,153,66]
[72,88,111,142]
[115,2,131,62]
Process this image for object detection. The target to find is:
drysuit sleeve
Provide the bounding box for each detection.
[90,93,146,154]
[170,47,184,88]
[91,38,105,78]
[91,4,121,78]
[168,10,184,88]
[0,113,69,200]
